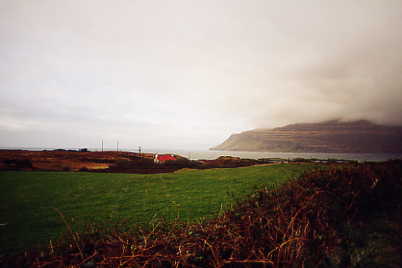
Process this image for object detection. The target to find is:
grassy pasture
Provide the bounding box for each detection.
[0,164,318,253]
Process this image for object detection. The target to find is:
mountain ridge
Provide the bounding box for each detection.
[211,120,402,153]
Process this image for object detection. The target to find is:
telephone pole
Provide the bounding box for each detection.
[117,141,119,152]
[101,139,104,152]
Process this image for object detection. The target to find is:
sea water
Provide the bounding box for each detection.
[1,147,401,162]
[140,149,402,162]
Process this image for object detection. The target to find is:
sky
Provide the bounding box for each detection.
[1,0,402,150]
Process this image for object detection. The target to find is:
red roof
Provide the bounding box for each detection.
[156,154,176,162]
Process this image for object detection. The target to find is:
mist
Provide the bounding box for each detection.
[1,0,401,149]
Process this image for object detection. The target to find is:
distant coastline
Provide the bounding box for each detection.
[1,147,401,162]
[212,120,402,154]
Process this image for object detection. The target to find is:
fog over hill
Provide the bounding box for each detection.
[211,120,402,153]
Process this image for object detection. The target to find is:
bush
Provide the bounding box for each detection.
[163,158,195,168]
[62,166,71,172]
[3,159,33,169]
[110,158,156,170]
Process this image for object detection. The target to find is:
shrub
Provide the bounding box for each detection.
[110,158,156,170]
[163,158,196,168]
[3,159,33,170]
[62,166,71,172]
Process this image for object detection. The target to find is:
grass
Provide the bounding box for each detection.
[0,164,318,253]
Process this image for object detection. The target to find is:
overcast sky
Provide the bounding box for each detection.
[1,0,402,150]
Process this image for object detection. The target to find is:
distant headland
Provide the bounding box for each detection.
[211,120,402,153]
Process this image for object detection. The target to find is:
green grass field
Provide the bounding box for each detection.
[0,164,318,253]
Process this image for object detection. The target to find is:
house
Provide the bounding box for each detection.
[154,154,176,164]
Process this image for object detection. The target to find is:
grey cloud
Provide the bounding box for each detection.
[1,0,402,149]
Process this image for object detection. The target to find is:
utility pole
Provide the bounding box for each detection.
[117,141,119,152]
[102,139,104,152]
[138,146,142,157]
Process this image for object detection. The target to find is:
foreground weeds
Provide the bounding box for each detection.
[2,161,402,267]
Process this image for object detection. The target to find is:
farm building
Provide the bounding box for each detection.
[154,154,176,164]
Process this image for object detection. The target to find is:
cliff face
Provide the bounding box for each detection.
[211,120,402,153]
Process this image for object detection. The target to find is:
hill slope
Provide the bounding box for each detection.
[211,120,402,153]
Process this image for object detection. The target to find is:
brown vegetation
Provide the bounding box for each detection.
[0,150,154,172]
[0,150,273,174]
